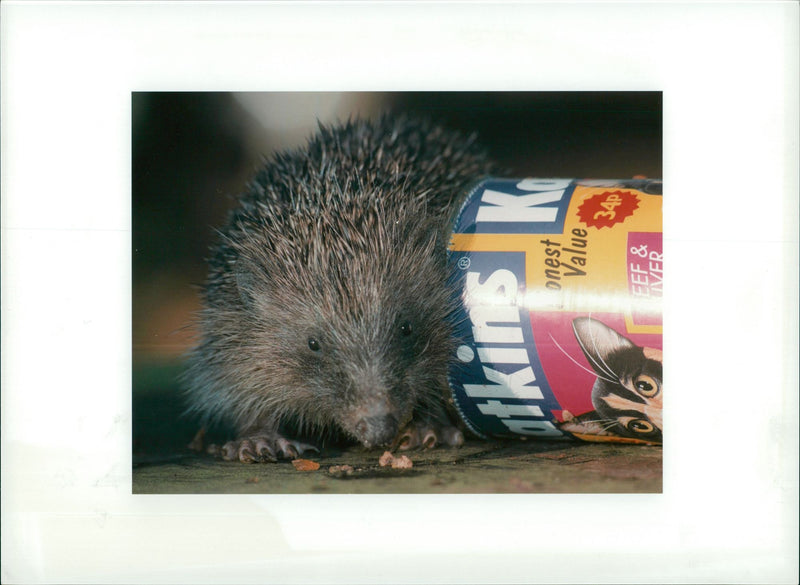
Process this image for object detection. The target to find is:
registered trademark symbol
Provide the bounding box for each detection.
[457,256,471,270]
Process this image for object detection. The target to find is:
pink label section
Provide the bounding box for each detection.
[531,311,663,422]
[627,232,663,327]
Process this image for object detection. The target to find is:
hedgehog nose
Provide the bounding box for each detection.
[355,415,399,448]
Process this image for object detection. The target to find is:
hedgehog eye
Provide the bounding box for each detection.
[399,321,413,337]
[634,375,659,397]
[307,337,321,352]
[627,419,654,434]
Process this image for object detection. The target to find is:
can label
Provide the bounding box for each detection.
[447,178,663,445]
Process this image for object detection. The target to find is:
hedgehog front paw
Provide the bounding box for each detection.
[393,421,464,450]
[209,434,319,464]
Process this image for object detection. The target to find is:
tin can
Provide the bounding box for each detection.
[447,178,663,445]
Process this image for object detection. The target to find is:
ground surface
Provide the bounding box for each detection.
[133,361,662,494]
[133,439,662,494]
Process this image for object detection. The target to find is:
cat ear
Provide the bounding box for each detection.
[643,347,663,363]
[572,317,635,377]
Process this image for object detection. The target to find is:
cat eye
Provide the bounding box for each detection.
[627,419,654,434]
[307,337,321,352]
[633,375,659,397]
[400,320,413,337]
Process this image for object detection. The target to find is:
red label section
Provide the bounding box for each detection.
[577,190,640,229]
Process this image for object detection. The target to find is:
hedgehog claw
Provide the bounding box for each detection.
[421,429,438,450]
[277,438,299,459]
[394,428,420,450]
[441,426,465,447]
[211,434,318,463]
[395,421,463,450]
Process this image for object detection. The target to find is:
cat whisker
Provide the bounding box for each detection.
[600,419,621,432]
[582,417,617,430]
[548,334,618,384]
[572,417,609,426]
[583,314,622,382]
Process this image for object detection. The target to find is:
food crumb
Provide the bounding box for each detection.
[328,464,355,477]
[245,476,260,484]
[391,455,413,469]
[378,451,413,469]
[378,451,395,467]
[291,458,320,471]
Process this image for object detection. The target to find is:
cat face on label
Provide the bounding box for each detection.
[572,317,663,443]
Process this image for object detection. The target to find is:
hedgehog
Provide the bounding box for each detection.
[183,114,493,463]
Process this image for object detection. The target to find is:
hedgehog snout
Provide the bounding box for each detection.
[340,360,407,448]
[353,412,399,448]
